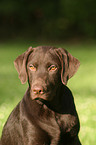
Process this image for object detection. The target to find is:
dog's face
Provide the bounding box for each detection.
[27,47,61,101]
[14,46,80,101]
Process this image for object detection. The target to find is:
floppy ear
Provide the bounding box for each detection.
[55,47,80,85]
[14,47,33,84]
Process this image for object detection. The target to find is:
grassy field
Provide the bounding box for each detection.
[0,41,96,144]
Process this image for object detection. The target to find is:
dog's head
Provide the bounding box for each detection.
[14,46,80,101]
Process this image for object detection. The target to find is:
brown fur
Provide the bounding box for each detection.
[1,46,81,145]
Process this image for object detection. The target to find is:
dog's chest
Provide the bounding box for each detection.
[39,114,60,133]
[36,108,62,143]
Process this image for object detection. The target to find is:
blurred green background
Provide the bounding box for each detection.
[0,0,96,40]
[0,0,96,145]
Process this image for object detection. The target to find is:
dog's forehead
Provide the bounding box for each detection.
[33,46,56,54]
[28,46,60,64]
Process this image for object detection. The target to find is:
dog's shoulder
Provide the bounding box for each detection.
[1,102,22,144]
[2,102,21,131]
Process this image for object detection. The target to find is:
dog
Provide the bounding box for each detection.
[1,46,81,145]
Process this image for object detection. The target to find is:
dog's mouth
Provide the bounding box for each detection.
[30,90,53,101]
[32,93,51,100]
[34,97,46,103]
[30,84,55,101]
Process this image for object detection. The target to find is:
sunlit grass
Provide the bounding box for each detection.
[0,42,96,144]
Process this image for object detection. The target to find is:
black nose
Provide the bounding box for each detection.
[33,86,44,95]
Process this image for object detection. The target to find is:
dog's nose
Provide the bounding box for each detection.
[33,86,44,95]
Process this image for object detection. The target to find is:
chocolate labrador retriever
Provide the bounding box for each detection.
[1,46,81,145]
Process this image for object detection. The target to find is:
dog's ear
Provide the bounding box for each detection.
[55,47,80,85]
[14,47,33,84]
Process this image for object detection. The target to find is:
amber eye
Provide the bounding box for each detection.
[48,65,57,72]
[29,65,36,71]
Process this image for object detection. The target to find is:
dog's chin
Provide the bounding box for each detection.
[31,93,53,102]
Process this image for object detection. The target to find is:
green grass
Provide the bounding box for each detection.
[0,42,96,145]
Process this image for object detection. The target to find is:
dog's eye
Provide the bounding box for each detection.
[48,65,57,72]
[29,65,36,71]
